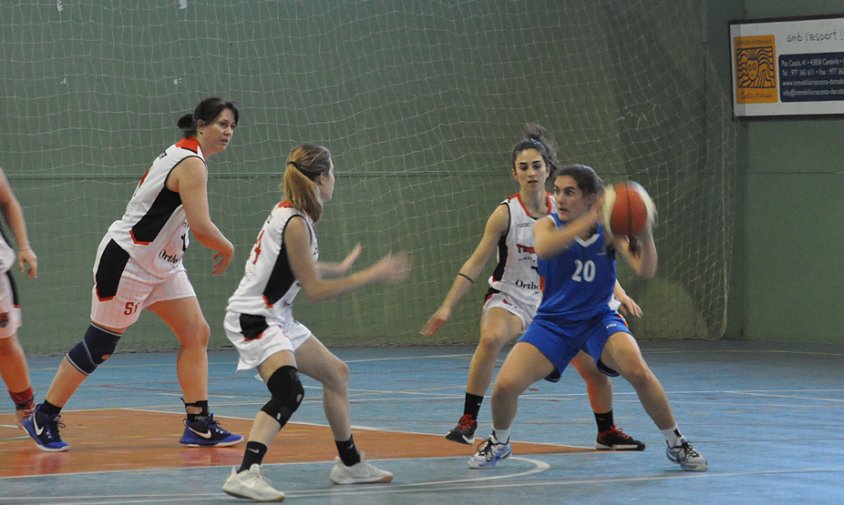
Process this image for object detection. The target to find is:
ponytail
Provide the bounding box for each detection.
[281,144,332,223]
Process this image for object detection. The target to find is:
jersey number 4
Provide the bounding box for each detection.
[251,230,265,264]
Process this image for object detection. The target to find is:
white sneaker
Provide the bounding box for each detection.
[666,441,708,472]
[329,455,394,485]
[222,464,286,502]
[468,435,512,469]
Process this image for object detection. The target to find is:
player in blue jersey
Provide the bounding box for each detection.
[469,163,707,472]
[422,124,645,451]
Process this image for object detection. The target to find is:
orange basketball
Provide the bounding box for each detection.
[601,181,654,237]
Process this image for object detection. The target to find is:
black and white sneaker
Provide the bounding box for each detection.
[445,414,477,445]
[666,440,708,471]
[596,425,646,451]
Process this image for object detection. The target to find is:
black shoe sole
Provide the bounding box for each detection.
[595,443,646,451]
[445,431,474,445]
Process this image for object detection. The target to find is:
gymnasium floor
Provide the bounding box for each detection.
[1,340,842,504]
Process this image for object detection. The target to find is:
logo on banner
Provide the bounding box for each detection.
[734,35,778,103]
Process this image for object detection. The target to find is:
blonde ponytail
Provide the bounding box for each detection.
[281,144,332,223]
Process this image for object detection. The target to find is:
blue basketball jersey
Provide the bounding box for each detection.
[535,213,616,321]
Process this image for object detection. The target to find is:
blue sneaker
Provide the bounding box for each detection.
[179,414,243,447]
[23,406,69,452]
[468,435,512,469]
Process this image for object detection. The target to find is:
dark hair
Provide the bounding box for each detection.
[511,123,560,173]
[282,143,333,223]
[551,164,603,195]
[177,97,239,138]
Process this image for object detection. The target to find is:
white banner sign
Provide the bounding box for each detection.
[730,15,844,118]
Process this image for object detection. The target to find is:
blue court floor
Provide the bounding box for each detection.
[1,340,843,504]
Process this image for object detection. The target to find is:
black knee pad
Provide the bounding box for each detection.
[260,365,304,427]
[66,324,121,375]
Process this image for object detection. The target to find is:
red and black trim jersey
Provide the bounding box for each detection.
[0,224,16,274]
[486,192,553,313]
[105,138,203,278]
[226,201,318,320]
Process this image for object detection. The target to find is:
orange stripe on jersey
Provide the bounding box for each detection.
[138,166,151,187]
[243,331,265,342]
[278,200,294,208]
[175,137,200,153]
[514,192,529,215]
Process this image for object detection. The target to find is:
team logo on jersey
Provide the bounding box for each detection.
[0,312,8,328]
[158,248,181,264]
[514,279,540,290]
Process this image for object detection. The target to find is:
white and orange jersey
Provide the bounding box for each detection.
[226,201,318,320]
[106,138,202,278]
[0,227,16,274]
[486,192,554,314]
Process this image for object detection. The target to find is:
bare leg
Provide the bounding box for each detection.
[148,297,209,407]
[570,351,612,413]
[44,322,126,407]
[466,308,524,396]
[600,332,676,430]
[0,334,31,393]
[489,342,555,433]
[293,336,352,441]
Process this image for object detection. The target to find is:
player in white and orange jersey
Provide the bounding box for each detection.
[222,143,410,502]
[24,97,242,451]
[0,168,38,428]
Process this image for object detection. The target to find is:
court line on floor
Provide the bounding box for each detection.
[4,464,844,504]
[0,456,550,502]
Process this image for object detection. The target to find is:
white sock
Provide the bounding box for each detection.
[661,426,684,447]
[492,428,510,444]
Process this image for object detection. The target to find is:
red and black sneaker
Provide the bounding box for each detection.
[595,425,646,451]
[445,414,477,445]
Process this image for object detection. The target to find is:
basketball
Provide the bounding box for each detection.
[601,181,655,237]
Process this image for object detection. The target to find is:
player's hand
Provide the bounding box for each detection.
[420,307,451,336]
[212,240,234,275]
[369,251,411,284]
[593,191,606,223]
[618,293,643,318]
[18,248,37,279]
[339,243,362,273]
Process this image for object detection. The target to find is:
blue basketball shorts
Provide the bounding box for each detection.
[519,311,632,378]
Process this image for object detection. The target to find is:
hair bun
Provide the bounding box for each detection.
[177,114,194,130]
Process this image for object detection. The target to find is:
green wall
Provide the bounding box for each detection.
[718,1,844,343]
[1,1,740,352]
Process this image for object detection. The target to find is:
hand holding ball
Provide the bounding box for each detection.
[601,181,655,237]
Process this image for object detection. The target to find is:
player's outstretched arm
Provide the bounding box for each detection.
[420,205,507,336]
[317,243,362,278]
[286,217,410,302]
[534,206,600,260]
